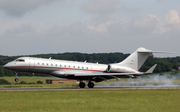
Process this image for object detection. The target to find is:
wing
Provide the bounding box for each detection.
[50,71,144,82]
[49,64,156,82]
[50,70,143,76]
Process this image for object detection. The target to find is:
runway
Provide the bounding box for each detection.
[1,86,180,91]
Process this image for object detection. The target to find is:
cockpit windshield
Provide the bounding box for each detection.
[15,59,25,62]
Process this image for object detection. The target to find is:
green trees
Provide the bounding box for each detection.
[140,56,180,73]
[0,65,4,77]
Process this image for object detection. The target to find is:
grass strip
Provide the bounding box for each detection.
[0,89,180,112]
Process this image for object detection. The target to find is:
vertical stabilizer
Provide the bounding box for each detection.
[118,47,152,71]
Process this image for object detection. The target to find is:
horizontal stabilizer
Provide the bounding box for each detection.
[145,64,157,74]
[137,48,174,54]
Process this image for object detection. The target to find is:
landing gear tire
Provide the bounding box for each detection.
[15,78,19,82]
[79,82,86,88]
[88,82,94,88]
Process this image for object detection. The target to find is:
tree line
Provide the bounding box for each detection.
[0,52,179,77]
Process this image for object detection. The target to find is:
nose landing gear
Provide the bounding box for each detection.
[15,78,19,82]
[14,72,19,82]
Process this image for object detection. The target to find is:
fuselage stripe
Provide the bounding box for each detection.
[14,66,105,73]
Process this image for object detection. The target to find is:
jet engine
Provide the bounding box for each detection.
[106,64,135,73]
[106,64,122,73]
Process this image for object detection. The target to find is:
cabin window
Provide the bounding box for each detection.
[86,67,88,69]
[73,66,75,68]
[78,66,80,69]
[64,65,66,67]
[38,62,40,65]
[82,67,84,69]
[47,63,48,66]
[51,64,53,66]
[60,65,62,67]
[42,63,44,65]
[69,65,70,68]
[55,64,57,66]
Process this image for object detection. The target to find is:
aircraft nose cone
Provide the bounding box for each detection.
[3,64,8,68]
[3,63,13,70]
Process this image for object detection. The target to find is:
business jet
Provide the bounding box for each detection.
[3,47,172,88]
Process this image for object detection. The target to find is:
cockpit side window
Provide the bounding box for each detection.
[19,59,25,62]
[15,59,25,62]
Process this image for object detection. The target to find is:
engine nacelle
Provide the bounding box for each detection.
[107,64,136,73]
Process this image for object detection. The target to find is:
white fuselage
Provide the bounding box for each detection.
[4,57,138,78]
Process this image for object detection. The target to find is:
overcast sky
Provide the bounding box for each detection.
[0,0,179,57]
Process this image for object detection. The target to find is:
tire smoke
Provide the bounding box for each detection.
[95,74,180,87]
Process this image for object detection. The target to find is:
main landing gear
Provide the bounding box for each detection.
[14,71,19,82]
[79,81,95,88]
[79,82,86,88]
[88,82,94,88]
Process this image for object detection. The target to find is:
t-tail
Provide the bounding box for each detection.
[117,47,173,71]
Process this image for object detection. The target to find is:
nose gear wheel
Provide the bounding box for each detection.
[15,78,19,82]
[14,71,19,82]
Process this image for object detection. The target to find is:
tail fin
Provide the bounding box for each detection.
[118,47,173,71]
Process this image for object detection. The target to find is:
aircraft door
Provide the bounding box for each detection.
[29,58,35,72]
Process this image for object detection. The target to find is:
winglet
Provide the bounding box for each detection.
[145,64,157,74]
